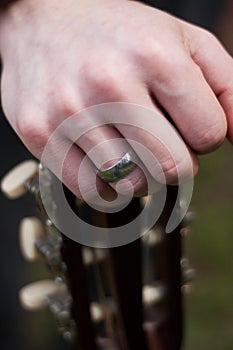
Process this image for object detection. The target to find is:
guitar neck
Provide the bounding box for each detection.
[1,162,187,350]
[61,186,183,350]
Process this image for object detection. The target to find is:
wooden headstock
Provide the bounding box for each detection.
[1,161,195,350]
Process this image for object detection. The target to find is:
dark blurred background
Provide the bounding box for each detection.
[0,1,232,349]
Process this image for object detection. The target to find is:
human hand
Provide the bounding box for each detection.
[0,0,232,201]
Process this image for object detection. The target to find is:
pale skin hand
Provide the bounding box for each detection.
[0,0,233,201]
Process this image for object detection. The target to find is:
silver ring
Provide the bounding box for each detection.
[97,151,136,183]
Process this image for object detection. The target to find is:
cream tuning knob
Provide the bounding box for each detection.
[143,284,166,306]
[183,211,196,226]
[140,196,149,206]
[19,217,45,261]
[83,247,107,265]
[90,302,104,323]
[90,300,115,323]
[181,258,196,283]
[142,228,163,247]
[19,280,66,311]
[1,160,38,198]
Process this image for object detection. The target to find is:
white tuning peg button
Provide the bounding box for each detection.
[19,280,66,311]
[19,217,45,261]
[142,228,163,247]
[90,302,104,323]
[143,284,166,306]
[83,247,107,265]
[1,160,38,198]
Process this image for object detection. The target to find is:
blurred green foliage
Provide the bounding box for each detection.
[185,141,233,350]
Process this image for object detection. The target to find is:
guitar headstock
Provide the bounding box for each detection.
[1,161,195,350]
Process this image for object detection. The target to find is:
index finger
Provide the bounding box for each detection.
[185,23,233,143]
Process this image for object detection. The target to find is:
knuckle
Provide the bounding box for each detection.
[128,173,146,192]
[78,181,106,203]
[115,169,147,195]
[76,170,105,202]
[193,122,226,153]
[146,49,189,87]
[198,27,219,46]
[75,181,93,201]
[159,156,180,184]
[16,112,50,153]
[139,40,168,68]
[80,186,96,202]
[55,85,80,117]
[149,155,177,184]
[151,155,193,185]
[136,37,189,79]
[194,27,224,55]
[83,59,121,96]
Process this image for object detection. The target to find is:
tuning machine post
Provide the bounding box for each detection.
[19,280,76,342]
[19,216,66,278]
[19,280,117,342]
[181,258,196,284]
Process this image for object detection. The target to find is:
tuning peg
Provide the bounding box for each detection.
[142,227,163,247]
[50,298,109,338]
[181,258,196,283]
[182,267,196,283]
[19,280,67,311]
[143,283,166,306]
[180,226,191,237]
[19,217,45,261]
[181,284,193,294]
[36,236,65,278]
[20,280,76,342]
[90,299,116,323]
[180,210,196,237]
[182,210,196,226]
[1,160,38,199]
[57,313,76,343]
[140,196,148,206]
[83,247,107,265]
[19,216,65,276]
[90,302,104,323]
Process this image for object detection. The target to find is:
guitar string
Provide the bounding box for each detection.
[92,247,118,349]
[104,248,129,350]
